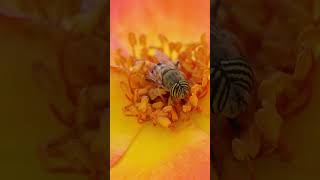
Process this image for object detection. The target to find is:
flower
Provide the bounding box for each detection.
[110,0,210,179]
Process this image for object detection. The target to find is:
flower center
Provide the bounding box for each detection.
[113,33,210,129]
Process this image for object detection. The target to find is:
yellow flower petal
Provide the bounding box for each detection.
[192,92,210,135]
[110,69,143,167]
[110,124,210,180]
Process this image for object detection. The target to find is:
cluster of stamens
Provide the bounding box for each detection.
[112,33,210,128]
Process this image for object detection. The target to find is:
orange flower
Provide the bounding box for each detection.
[110,0,210,179]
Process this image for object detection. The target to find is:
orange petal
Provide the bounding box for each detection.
[110,0,210,46]
[110,124,210,180]
[110,69,143,167]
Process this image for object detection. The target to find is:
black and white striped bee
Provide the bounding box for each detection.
[211,58,254,118]
[211,1,257,178]
[147,50,190,99]
[211,0,255,119]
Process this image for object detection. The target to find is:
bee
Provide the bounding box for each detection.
[211,58,254,119]
[146,50,190,99]
[211,1,257,178]
[211,0,255,119]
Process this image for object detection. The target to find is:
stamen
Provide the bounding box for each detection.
[114,33,210,128]
[128,32,137,57]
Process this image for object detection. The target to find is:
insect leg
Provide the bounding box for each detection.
[145,70,157,82]
[157,87,167,102]
[175,61,180,68]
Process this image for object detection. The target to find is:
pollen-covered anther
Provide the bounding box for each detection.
[130,61,145,73]
[162,105,173,112]
[201,75,209,87]
[157,117,172,128]
[191,84,202,95]
[137,96,149,113]
[137,88,148,96]
[152,102,164,109]
[171,109,179,121]
[148,88,167,100]
[182,105,192,112]
[189,94,199,107]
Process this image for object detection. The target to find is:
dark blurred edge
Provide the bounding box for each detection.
[106,0,110,179]
[210,0,214,179]
[210,0,319,180]
[20,0,111,179]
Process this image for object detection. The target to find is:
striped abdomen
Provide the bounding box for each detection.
[211,58,254,118]
[162,69,190,99]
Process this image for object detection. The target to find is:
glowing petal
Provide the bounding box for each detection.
[110,124,210,180]
[110,69,143,167]
[110,0,210,64]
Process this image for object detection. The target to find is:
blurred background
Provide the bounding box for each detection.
[213,0,320,179]
[0,0,107,179]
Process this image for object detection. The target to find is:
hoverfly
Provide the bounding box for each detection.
[211,58,254,119]
[211,0,257,178]
[146,50,190,99]
[211,0,255,119]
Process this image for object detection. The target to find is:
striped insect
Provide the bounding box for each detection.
[211,58,254,118]
[211,1,258,179]
[147,50,190,99]
[210,0,255,119]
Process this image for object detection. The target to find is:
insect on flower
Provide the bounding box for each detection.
[211,58,255,119]
[211,0,258,179]
[114,32,209,128]
[211,0,256,119]
[146,50,191,100]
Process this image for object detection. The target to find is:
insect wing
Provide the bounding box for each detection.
[145,64,163,86]
[154,50,176,68]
